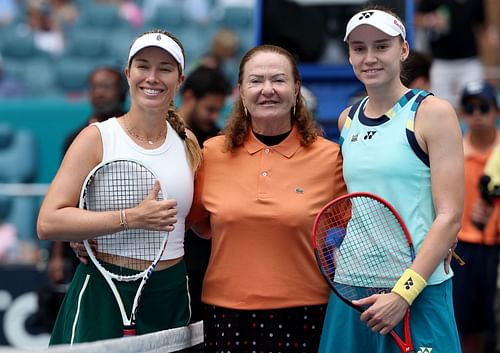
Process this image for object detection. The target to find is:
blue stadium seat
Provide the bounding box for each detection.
[108,28,137,67]
[23,58,59,97]
[75,3,125,30]
[55,58,96,93]
[65,29,109,59]
[0,124,37,183]
[145,4,186,32]
[217,6,253,29]
[0,29,38,59]
[176,27,208,64]
[0,124,38,241]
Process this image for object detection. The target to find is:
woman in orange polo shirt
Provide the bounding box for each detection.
[189,44,346,352]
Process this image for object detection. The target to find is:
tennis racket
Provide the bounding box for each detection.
[80,159,169,336]
[312,192,415,353]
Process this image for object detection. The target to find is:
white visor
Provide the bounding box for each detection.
[344,10,406,42]
[128,33,185,73]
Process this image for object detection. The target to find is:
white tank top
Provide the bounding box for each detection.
[93,117,193,259]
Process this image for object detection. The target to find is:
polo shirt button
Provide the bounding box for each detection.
[261,171,268,177]
[264,148,270,154]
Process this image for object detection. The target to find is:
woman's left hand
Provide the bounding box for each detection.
[352,292,408,334]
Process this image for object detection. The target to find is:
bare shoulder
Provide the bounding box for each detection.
[415,95,461,147]
[63,124,102,168]
[417,95,457,123]
[338,106,352,130]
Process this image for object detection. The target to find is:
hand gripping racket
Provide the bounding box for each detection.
[80,159,169,336]
[312,192,415,353]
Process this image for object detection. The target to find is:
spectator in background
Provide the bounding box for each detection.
[50,0,78,29]
[177,66,231,323]
[454,81,500,353]
[415,0,499,108]
[95,0,143,29]
[63,67,127,152]
[401,51,432,91]
[26,2,65,56]
[178,66,231,146]
[199,28,240,84]
[0,53,26,98]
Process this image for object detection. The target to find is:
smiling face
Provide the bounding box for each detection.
[347,25,408,89]
[239,51,299,130]
[125,46,184,113]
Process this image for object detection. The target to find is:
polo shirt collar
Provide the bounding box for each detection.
[244,124,301,158]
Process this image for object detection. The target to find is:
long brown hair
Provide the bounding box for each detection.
[223,45,322,152]
[129,30,201,171]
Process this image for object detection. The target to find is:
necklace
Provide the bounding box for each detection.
[123,116,167,145]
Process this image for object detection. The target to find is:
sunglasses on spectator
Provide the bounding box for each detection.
[463,102,492,114]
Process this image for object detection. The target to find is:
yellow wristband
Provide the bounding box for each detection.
[391,268,427,305]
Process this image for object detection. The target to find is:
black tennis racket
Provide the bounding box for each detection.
[312,192,415,353]
[80,159,169,337]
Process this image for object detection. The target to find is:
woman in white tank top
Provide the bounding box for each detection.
[37,30,201,344]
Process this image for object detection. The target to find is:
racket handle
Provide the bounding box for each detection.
[452,251,465,266]
[123,326,137,336]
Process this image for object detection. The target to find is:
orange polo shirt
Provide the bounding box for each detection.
[459,132,500,245]
[189,126,346,309]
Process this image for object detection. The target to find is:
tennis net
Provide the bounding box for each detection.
[0,321,203,353]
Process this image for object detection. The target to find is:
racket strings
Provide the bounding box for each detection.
[316,196,413,301]
[84,160,166,274]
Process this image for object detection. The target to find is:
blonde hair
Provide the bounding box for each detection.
[223,45,322,151]
[130,30,201,171]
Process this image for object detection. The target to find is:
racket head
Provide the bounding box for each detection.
[80,159,169,280]
[312,192,415,310]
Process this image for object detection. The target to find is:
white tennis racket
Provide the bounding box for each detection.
[80,159,169,336]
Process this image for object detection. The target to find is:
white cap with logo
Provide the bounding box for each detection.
[344,9,406,42]
[128,32,185,73]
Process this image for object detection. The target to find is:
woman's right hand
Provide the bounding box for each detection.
[128,181,178,232]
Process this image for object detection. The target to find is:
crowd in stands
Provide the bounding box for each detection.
[0,0,254,98]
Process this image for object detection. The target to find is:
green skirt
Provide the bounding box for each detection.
[49,259,190,345]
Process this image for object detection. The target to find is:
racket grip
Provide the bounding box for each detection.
[123,326,137,336]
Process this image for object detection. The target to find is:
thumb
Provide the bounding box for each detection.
[147,180,161,200]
